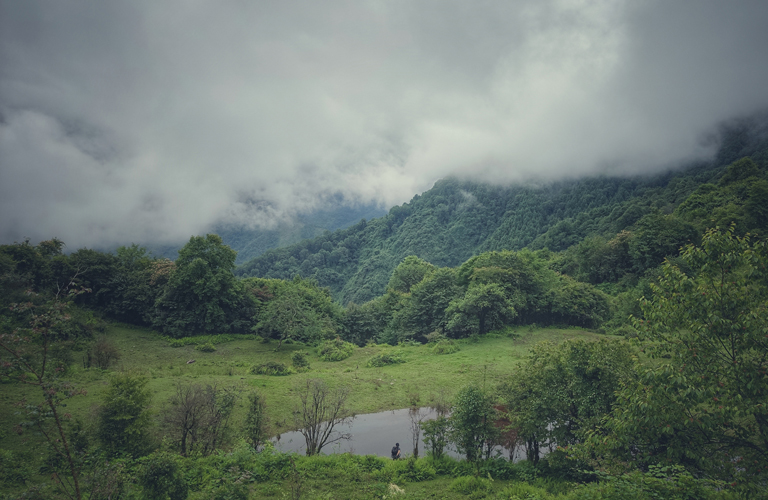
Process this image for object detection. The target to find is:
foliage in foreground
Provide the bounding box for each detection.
[590,227,768,486]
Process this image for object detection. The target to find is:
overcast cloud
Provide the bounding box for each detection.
[1,0,768,249]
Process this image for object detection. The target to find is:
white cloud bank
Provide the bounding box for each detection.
[1,0,767,248]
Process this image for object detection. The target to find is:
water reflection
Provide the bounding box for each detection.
[272,407,530,460]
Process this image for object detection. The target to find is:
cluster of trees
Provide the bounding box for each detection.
[409,228,766,493]
[0,234,342,344]
[0,237,612,350]
[343,250,610,346]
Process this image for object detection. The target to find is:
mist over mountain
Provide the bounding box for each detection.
[237,118,768,304]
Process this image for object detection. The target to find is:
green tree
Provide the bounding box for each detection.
[340,299,387,346]
[502,340,634,464]
[597,227,768,484]
[628,211,698,273]
[153,234,244,337]
[449,385,498,461]
[244,390,269,451]
[445,283,517,337]
[137,452,188,500]
[422,416,450,460]
[97,373,153,458]
[387,256,436,293]
[103,244,158,325]
[396,267,461,341]
[547,276,611,328]
[0,283,88,499]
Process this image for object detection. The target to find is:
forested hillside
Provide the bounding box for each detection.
[237,119,768,305]
[132,201,387,265]
[217,200,387,265]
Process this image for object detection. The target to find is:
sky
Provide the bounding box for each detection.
[2,0,768,249]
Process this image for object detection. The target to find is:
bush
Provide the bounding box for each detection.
[195,342,216,352]
[498,482,553,499]
[97,373,153,458]
[137,452,188,500]
[449,475,492,496]
[510,460,539,482]
[432,340,460,355]
[479,456,515,480]
[204,481,249,500]
[249,361,291,376]
[166,334,257,348]
[291,351,310,369]
[610,324,639,338]
[0,449,33,487]
[367,352,405,367]
[87,336,120,369]
[373,457,436,483]
[318,337,355,362]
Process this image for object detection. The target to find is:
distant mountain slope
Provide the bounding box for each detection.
[134,202,387,264]
[217,201,387,265]
[237,118,768,305]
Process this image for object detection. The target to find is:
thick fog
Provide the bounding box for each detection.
[2,0,767,248]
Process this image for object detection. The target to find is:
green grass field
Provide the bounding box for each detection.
[0,325,606,450]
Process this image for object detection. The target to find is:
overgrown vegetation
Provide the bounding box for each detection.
[317,337,355,361]
[367,351,406,367]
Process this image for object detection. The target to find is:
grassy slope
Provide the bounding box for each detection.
[0,325,605,456]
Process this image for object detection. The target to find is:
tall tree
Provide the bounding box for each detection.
[293,379,353,456]
[0,281,88,499]
[596,227,768,484]
[449,385,498,462]
[445,283,517,337]
[153,234,244,337]
[502,340,634,464]
[255,276,341,348]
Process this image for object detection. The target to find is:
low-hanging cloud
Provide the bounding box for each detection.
[1,0,767,249]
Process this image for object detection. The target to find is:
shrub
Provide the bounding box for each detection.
[291,351,310,369]
[205,482,249,500]
[0,449,33,487]
[431,340,459,355]
[250,361,291,376]
[449,475,492,496]
[137,452,188,500]
[195,342,216,352]
[166,334,257,348]
[424,330,445,343]
[367,352,405,367]
[610,324,639,338]
[373,457,436,483]
[97,373,153,458]
[318,337,355,362]
[88,336,120,369]
[498,482,553,499]
[510,460,539,482]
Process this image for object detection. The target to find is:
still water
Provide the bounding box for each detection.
[272,407,529,460]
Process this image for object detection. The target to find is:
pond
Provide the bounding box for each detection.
[272,407,534,460]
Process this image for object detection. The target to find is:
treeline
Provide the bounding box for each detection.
[0,235,609,347]
[2,156,767,347]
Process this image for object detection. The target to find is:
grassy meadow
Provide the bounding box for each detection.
[0,325,605,451]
